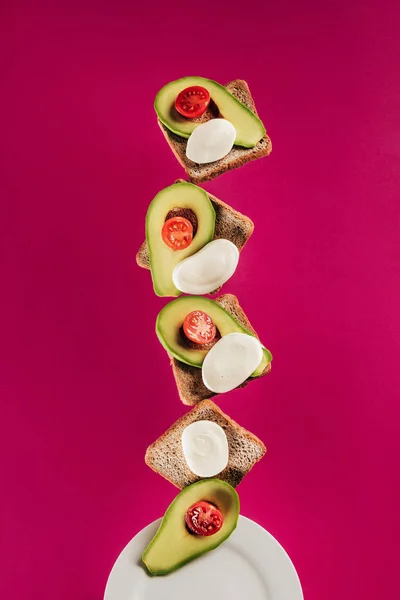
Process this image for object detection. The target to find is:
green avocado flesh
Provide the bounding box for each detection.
[146,182,216,297]
[156,296,272,378]
[142,479,240,576]
[154,76,266,149]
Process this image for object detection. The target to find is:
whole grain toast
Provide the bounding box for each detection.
[136,179,254,270]
[158,80,272,184]
[145,399,266,489]
[169,294,272,406]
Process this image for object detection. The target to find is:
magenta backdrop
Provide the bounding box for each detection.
[1,1,399,598]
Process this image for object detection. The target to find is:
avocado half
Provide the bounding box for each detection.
[146,182,216,297]
[142,479,240,576]
[156,296,272,378]
[154,76,266,148]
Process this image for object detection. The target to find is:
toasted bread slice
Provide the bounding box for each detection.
[169,294,271,406]
[158,80,272,184]
[136,179,254,271]
[145,400,266,489]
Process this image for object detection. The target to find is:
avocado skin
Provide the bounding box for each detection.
[142,479,240,576]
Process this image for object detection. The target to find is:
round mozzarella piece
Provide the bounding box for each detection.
[202,333,263,394]
[186,118,236,164]
[172,239,239,295]
[181,420,229,477]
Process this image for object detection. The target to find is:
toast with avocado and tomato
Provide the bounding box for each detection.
[154,77,272,184]
[156,294,272,405]
[145,400,266,489]
[136,180,254,297]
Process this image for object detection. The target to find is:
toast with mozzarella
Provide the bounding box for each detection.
[145,400,266,489]
[157,294,272,406]
[136,180,254,297]
[157,80,272,183]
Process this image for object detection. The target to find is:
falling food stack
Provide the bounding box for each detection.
[136,76,273,575]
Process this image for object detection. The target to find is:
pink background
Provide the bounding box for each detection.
[1,1,399,598]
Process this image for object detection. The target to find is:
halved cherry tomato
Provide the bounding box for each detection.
[162,216,193,250]
[175,86,211,119]
[185,501,223,536]
[183,311,217,345]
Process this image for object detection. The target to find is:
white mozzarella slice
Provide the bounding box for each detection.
[186,119,236,164]
[202,333,263,394]
[172,239,239,295]
[181,420,229,477]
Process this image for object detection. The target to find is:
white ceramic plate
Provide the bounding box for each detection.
[104,515,303,600]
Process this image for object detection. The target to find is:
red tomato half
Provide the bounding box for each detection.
[162,217,193,250]
[175,86,211,118]
[183,311,217,345]
[185,501,223,536]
